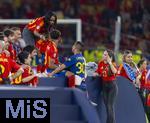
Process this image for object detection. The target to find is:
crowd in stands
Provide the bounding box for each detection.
[0,0,150,57]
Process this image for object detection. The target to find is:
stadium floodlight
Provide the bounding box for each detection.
[0,19,82,41]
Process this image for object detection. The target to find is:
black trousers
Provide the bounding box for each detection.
[102,80,118,123]
[138,89,147,108]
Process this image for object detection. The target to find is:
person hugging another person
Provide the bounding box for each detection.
[44,29,62,74]
[48,41,86,89]
[22,11,57,45]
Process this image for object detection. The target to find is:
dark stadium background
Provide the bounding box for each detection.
[0,0,150,62]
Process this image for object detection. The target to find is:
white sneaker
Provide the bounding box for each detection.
[89,100,98,106]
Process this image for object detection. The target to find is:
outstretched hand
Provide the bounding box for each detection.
[47,73,54,78]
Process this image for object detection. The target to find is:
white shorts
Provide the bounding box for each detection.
[75,75,84,86]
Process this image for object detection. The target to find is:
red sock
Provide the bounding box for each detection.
[68,75,75,88]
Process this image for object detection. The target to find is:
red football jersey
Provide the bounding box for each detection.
[35,39,49,53]
[26,17,46,33]
[0,53,20,83]
[8,43,16,60]
[140,69,147,89]
[96,60,116,82]
[12,66,38,86]
[45,41,59,68]
[22,66,38,86]
[117,64,131,81]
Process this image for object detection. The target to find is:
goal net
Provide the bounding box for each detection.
[0,19,82,55]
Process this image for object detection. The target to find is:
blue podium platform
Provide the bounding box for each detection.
[86,76,146,123]
[0,76,147,123]
[38,77,68,87]
[0,86,100,123]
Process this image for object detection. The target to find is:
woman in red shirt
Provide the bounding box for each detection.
[137,58,148,90]
[96,49,118,123]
